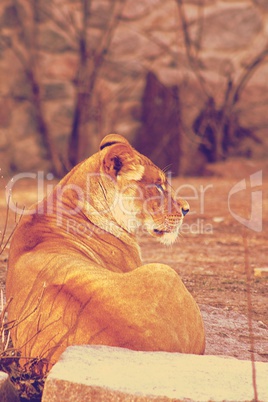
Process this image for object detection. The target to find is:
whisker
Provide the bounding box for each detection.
[162,164,173,174]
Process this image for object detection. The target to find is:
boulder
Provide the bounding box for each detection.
[42,345,268,402]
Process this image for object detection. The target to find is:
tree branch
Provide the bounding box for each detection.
[11,0,65,176]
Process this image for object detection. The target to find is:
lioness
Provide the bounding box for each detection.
[6,134,205,365]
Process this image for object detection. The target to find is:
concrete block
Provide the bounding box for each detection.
[0,371,19,402]
[42,345,268,402]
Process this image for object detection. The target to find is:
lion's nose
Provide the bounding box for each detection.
[182,207,189,216]
[177,198,190,217]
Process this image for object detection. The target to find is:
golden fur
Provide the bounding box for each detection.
[6,134,205,365]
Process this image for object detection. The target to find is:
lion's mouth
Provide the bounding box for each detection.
[153,225,181,235]
[153,229,166,235]
[150,221,183,245]
[153,228,178,238]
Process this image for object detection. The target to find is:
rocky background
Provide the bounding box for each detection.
[0,0,268,176]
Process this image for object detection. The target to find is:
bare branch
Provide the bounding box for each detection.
[0,197,23,256]
[232,46,268,106]
[10,0,65,177]
[175,0,210,98]
[40,0,80,45]
[69,0,128,165]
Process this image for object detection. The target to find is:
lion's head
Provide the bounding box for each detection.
[93,134,189,245]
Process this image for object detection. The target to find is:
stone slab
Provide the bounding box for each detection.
[42,345,268,402]
[0,371,19,402]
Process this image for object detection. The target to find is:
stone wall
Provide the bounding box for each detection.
[0,0,267,175]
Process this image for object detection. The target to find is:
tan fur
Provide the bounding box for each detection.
[6,134,205,366]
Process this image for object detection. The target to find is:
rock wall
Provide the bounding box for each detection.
[0,0,267,175]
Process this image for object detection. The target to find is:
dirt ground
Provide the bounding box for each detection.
[0,158,267,364]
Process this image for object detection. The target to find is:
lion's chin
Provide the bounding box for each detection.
[158,231,179,246]
[150,228,179,246]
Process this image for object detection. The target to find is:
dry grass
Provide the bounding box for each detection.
[0,293,49,401]
[0,202,49,401]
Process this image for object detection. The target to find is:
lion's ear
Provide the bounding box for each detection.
[101,137,144,181]
[99,134,130,151]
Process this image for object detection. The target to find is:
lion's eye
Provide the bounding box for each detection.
[155,183,164,193]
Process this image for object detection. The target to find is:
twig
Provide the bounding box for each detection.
[0,198,23,256]
[175,0,209,98]
[0,208,23,256]
[0,195,10,248]
[39,0,79,47]
[0,294,13,353]
[7,282,47,334]
[243,232,258,402]
[232,46,268,105]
